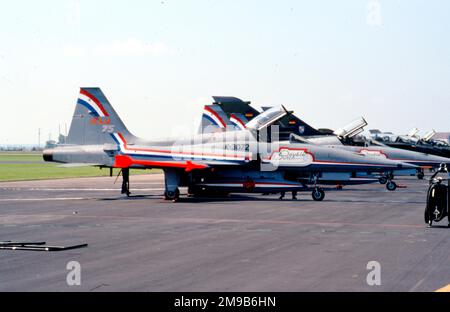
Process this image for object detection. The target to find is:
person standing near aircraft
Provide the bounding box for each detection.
[279,191,297,200]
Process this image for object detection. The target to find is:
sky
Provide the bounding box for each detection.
[0,0,449,144]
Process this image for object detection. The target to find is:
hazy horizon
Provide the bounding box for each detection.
[1,1,449,144]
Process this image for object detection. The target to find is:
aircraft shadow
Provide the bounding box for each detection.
[96,193,312,203]
[428,224,450,229]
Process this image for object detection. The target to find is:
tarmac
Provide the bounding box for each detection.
[0,174,449,291]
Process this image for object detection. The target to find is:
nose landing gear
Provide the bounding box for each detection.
[312,187,325,201]
[310,173,325,201]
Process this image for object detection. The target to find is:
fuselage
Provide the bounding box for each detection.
[46,129,415,179]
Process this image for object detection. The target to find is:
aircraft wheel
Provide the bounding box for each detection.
[386,181,397,191]
[417,172,425,180]
[312,188,325,201]
[379,177,387,184]
[164,188,180,201]
[424,206,429,224]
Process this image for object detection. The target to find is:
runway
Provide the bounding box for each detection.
[0,174,449,291]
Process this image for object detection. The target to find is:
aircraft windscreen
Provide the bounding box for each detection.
[333,117,368,138]
[245,106,288,131]
[436,141,450,147]
[423,130,436,142]
[396,136,418,144]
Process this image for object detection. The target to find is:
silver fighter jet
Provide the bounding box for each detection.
[43,88,416,201]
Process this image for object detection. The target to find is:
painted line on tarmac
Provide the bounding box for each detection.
[143,217,425,229]
[0,197,90,201]
[3,213,422,230]
[0,188,164,191]
[435,284,450,292]
[0,211,426,230]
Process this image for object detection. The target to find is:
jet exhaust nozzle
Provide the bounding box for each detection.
[42,150,54,162]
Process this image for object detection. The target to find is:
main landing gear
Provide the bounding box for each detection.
[378,173,397,191]
[163,169,181,202]
[164,188,180,201]
[120,167,181,201]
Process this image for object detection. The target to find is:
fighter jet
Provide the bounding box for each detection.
[43,88,416,201]
[202,97,450,187]
[370,129,450,159]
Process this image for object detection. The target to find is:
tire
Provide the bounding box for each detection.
[386,181,397,191]
[164,188,180,201]
[417,172,425,180]
[424,206,429,224]
[379,177,387,184]
[312,188,325,201]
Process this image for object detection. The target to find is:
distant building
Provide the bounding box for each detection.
[45,140,57,149]
[0,144,42,151]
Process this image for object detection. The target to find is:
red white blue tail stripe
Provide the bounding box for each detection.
[202,106,226,128]
[77,89,109,117]
[230,114,247,130]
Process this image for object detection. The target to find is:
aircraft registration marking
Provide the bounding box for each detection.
[90,117,111,125]
[269,148,314,166]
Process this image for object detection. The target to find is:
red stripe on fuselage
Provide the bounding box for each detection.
[116,133,249,160]
[114,154,208,172]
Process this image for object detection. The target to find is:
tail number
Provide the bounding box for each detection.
[102,125,115,133]
[90,117,111,125]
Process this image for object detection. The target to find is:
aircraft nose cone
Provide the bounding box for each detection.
[428,154,450,164]
[438,156,450,165]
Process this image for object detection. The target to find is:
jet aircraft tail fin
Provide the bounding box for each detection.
[66,88,137,145]
[198,96,258,134]
[275,111,324,137]
[198,104,238,134]
[229,113,249,130]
